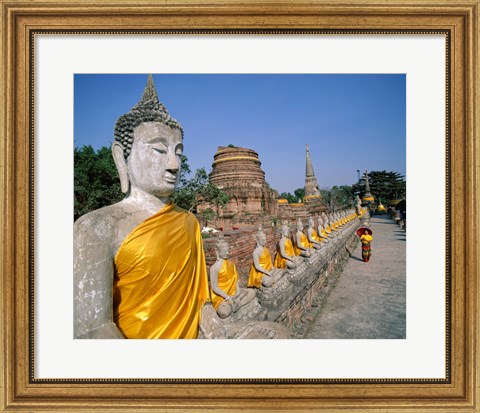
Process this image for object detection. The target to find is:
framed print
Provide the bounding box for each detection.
[1,0,478,412]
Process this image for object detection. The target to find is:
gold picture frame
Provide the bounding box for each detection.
[1,0,478,411]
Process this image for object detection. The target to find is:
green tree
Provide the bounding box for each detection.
[279,192,297,204]
[74,145,123,221]
[352,170,406,202]
[199,207,215,227]
[172,167,230,213]
[294,188,305,202]
[177,154,191,187]
[320,185,354,211]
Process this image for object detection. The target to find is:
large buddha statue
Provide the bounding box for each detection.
[74,75,209,339]
[306,217,322,249]
[274,223,298,269]
[209,235,256,318]
[247,227,275,288]
[294,218,311,257]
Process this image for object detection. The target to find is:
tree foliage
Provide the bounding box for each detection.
[171,165,230,213]
[320,185,354,210]
[294,188,305,202]
[279,192,297,204]
[352,170,406,202]
[74,145,123,221]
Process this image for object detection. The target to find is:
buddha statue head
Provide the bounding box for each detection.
[308,217,315,228]
[296,218,304,232]
[281,222,290,237]
[215,234,229,260]
[111,75,184,198]
[255,226,267,246]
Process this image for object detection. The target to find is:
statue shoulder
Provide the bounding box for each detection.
[74,203,131,248]
[172,203,201,228]
[209,259,223,274]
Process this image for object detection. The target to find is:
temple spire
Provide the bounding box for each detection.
[304,144,320,199]
[306,144,315,178]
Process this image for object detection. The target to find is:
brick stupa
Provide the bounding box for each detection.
[205,146,277,219]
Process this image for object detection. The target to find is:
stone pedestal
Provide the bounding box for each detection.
[256,270,293,309]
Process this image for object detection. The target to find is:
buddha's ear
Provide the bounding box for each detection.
[112,142,129,194]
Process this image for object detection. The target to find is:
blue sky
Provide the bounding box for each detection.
[74,74,405,194]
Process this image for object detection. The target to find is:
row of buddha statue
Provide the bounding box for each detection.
[204,209,360,333]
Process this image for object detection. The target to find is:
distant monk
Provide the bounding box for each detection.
[247,227,274,288]
[74,75,209,339]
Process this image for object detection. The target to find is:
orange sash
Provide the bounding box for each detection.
[210,260,238,310]
[274,238,295,269]
[248,247,273,288]
[113,202,209,339]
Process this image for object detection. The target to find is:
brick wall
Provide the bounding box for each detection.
[202,225,281,287]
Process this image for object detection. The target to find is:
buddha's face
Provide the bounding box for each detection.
[297,222,303,231]
[281,226,289,237]
[217,243,229,259]
[127,122,183,197]
[257,233,266,246]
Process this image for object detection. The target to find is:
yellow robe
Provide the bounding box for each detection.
[210,260,238,310]
[248,247,273,288]
[113,202,209,339]
[294,232,310,255]
[310,228,321,242]
[274,238,295,269]
[361,234,373,244]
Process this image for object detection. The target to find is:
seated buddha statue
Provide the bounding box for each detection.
[274,223,298,269]
[323,214,333,235]
[306,217,322,249]
[247,227,275,288]
[209,235,256,319]
[294,218,312,257]
[317,216,330,242]
[74,75,209,339]
[329,213,338,231]
[355,195,363,216]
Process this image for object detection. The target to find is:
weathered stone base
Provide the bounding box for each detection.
[272,222,360,336]
[256,270,293,309]
[226,297,268,323]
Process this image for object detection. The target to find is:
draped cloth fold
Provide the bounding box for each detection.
[294,233,310,255]
[310,229,320,242]
[274,238,295,269]
[113,202,209,339]
[248,247,273,288]
[210,260,238,310]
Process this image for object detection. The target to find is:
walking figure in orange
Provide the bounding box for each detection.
[357,227,373,262]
